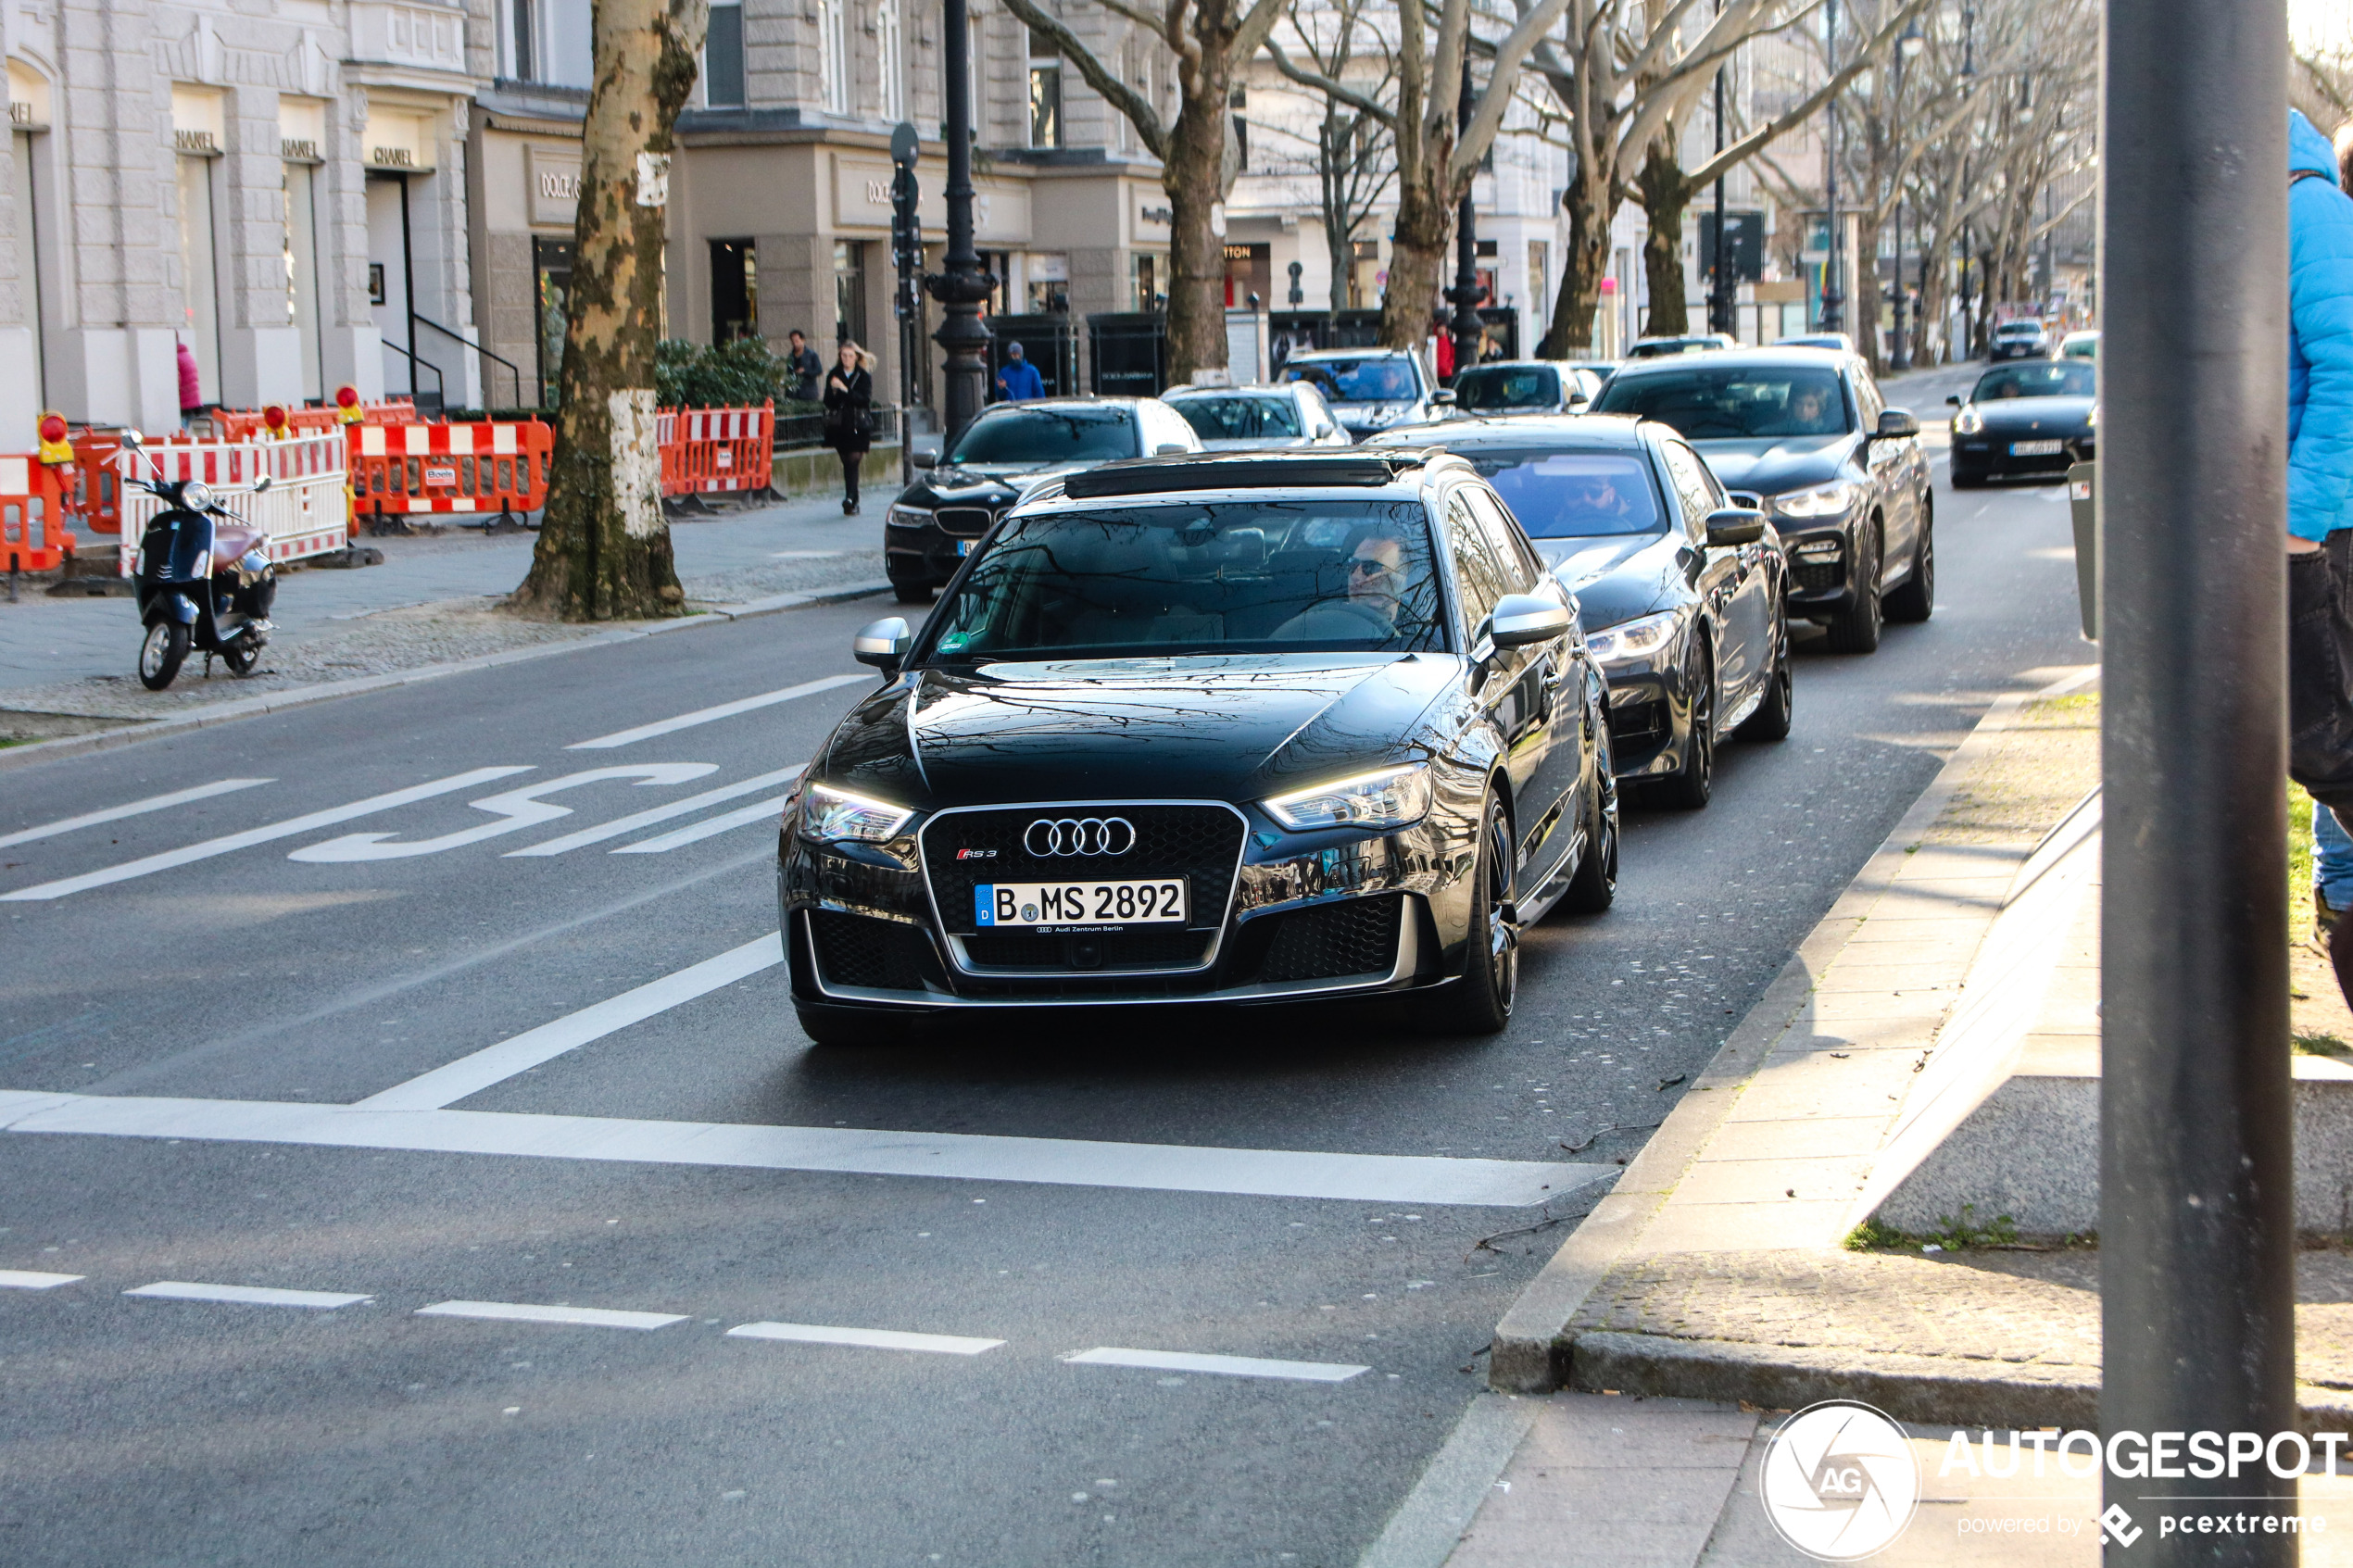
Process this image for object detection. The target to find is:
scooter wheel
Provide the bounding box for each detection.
[138,621,190,691]
[221,637,261,678]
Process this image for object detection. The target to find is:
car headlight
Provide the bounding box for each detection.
[1952,406,1984,435]
[886,504,934,529]
[182,480,215,512]
[1769,480,1861,519]
[798,784,917,845]
[1584,609,1680,666]
[1263,763,1432,832]
[2086,404,2098,429]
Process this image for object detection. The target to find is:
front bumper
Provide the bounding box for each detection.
[1951,434,2093,476]
[885,504,1000,586]
[1597,667,1685,778]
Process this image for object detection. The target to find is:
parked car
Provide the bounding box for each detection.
[1627,333,1738,359]
[2057,330,2099,360]
[883,397,1202,603]
[1987,320,2052,361]
[1163,383,1352,449]
[1446,361,1606,416]
[1370,415,1793,808]
[1592,347,1932,654]
[1774,332,1854,352]
[1277,348,1441,440]
[785,449,1618,1044]
[1946,359,2097,486]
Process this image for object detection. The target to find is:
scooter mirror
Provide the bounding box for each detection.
[121,429,144,449]
[252,474,273,495]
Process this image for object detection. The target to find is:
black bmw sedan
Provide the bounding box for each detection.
[1370,415,1793,809]
[1946,359,2096,486]
[780,450,1617,1044]
[885,397,1203,603]
[1592,348,1931,655]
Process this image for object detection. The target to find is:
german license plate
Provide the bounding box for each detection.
[2009,440,2063,457]
[423,465,459,486]
[975,879,1187,928]
[956,538,974,556]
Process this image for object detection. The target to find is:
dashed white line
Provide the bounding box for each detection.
[507,765,807,856]
[0,780,272,852]
[126,1281,371,1309]
[1062,1347,1370,1383]
[725,1321,1005,1355]
[415,1300,686,1330]
[566,674,867,749]
[0,1269,85,1289]
[614,795,799,853]
[0,767,534,901]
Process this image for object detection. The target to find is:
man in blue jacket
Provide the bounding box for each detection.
[996,342,1045,402]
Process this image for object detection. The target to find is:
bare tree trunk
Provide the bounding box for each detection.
[1164,84,1232,383]
[1380,181,1451,352]
[1637,142,1692,338]
[512,0,708,621]
[1539,163,1614,357]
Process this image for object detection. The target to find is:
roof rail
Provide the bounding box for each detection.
[1061,451,1430,500]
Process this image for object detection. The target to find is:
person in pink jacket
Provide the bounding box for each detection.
[176,339,203,429]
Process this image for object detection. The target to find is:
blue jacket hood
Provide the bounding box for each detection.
[2296,109,2340,181]
[2290,109,2353,542]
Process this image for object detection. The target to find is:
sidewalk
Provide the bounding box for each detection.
[0,492,885,737]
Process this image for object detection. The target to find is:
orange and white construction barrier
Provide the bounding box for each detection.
[349,420,553,521]
[658,402,774,497]
[0,452,77,574]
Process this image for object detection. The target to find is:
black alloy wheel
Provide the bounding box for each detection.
[891,580,934,605]
[1424,792,1517,1035]
[1825,521,1884,654]
[1737,608,1794,742]
[1655,639,1716,809]
[137,621,189,692]
[1561,722,1618,914]
[1886,504,1935,623]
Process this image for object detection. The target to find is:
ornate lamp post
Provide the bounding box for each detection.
[1889,19,1925,369]
[1819,0,1843,335]
[1445,61,1484,383]
[927,0,997,434]
[1707,0,1735,336]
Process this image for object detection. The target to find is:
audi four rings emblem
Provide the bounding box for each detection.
[1025,817,1137,857]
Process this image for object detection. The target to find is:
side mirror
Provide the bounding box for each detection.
[1945,395,1963,408]
[121,429,145,449]
[1430,389,1457,406]
[912,448,937,470]
[1705,507,1768,547]
[852,616,913,671]
[1488,592,1574,649]
[1872,408,1921,440]
[252,474,273,495]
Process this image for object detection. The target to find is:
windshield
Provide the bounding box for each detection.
[1995,321,2044,337]
[1973,362,2095,399]
[919,502,1449,661]
[1473,451,1665,538]
[1593,366,1850,439]
[947,406,1138,466]
[1282,358,1418,403]
[1453,367,1561,411]
[1171,395,1303,441]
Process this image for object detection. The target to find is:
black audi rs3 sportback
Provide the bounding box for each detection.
[778,450,1618,1044]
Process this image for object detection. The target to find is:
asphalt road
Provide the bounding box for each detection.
[0,406,2089,1568]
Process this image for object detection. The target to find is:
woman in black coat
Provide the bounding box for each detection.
[822,341,875,515]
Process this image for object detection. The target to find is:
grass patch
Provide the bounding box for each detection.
[2297,1032,2353,1060]
[1844,1206,2021,1252]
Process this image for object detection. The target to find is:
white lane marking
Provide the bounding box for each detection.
[0,780,272,852]
[614,794,798,853]
[567,673,868,749]
[1062,1347,1369,1383]
[509,765,807,856]
[291,765,716,862]
[416,1300,686,1330]
[0,768,535,901]
[354,932,783,1110]
[0,1087,1603,1208]
[0,1269,85,1289]
[126,1281,370,1309]
[725,1322,1004,1355]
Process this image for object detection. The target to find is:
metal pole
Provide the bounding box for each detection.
[927,0,995,437]
[1709,0,1733,337]
[1888,42,1908,370]
[1446,58,1483,383]
[1819,0,1843,334]
[2102,0,2293,1560]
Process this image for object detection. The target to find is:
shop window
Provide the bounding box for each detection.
[177,154,221,404]
[834,239,867,348]
[1028,29,1062,149]
[705,1,745,107]
[711,239,758,344]
[534,236,573,405]
[283,162,323,399]
[1129,252,1160,312]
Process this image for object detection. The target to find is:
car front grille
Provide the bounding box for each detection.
[1793,559,1844,595]
[934,506,995,537]
[1252,896,1402,984]
[809,910,939,992]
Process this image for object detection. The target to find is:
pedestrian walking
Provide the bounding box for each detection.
[822,340,875,516]
[996,342,1045,402]
[2284,109,2353,1004]
[176,338,203,430]
[786,330,823,403]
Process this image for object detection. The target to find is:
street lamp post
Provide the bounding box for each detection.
[926,0,996,435]
[1819,0,1843,335]
[1708,0,1734,337]
[1889,19,1923,370]
[1446,60,1484,383]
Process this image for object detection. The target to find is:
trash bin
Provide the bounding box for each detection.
[2069,459,2097,641]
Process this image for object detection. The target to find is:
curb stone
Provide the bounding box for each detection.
[0,581,889,774]
[1485,664,2101,1395]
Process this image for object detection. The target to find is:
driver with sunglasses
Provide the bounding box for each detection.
[1273,527,1413,640]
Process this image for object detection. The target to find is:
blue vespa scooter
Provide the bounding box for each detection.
[123,430,278,691]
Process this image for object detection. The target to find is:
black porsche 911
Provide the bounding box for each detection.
[778,450,1618,1044]
[1946,360,2096,486]
[1369,415,1793,809]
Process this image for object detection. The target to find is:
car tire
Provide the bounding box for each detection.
[1419,792,1516,1035]
[1560,724,1618,915]
[1886,506,1935,623]
[795,1003,918,1048]
[137,621,189,691]
[891,581,934,605]
[1736,609,1794,742]
[1655,641,1716,809]
[1824,524,1883,654]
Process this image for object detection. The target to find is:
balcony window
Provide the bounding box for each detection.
[876,0,903,122]
[819,0,849,114]
[705,1,744,107]
[1028,28,1061,149]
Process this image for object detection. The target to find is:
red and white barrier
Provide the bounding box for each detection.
[658,403,774,497]
[350,420,552,518]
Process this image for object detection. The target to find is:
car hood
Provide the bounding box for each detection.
[817,654,1461,808]
[896,460,1099,510]
[1532,531,1685,630]
[1967,396,2095,432]
[1689,433,1858,496]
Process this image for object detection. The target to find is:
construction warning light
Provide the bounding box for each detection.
[36,411,72,465]
[262,404,290,436]
[334,384,363,423]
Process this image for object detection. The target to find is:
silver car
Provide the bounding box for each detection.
[1277,347,1440,440]
[1163,383,1353,449]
